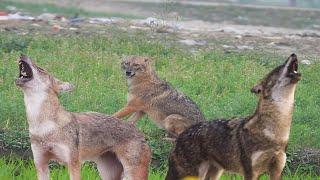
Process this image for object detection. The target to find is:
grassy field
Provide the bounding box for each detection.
[0,158,318,180]
[0,25,319,178]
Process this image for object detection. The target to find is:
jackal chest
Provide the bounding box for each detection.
[250,149,286,171]
[31,139,71,164]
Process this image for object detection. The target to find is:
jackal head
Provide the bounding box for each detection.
[15,55,74,94]
[121,56,152,80]
[251,54,301,101]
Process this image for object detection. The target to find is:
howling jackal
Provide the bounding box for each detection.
[114,56,206,137]
[166,54,301,180]
[16,55,151,180]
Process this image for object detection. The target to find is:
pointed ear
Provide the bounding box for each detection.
[53,78,75,93]
[143,57,153,63]
[251,84,262,94]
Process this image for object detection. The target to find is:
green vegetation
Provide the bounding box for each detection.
[0,158,164,180]
[0,26,319,178]
[0,158,317,180]
[1,1,138,18]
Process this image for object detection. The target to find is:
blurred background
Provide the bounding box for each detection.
[1,0,320,56]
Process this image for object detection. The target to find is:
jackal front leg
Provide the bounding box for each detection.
[127,111,145,124]
[269,152,286,180]
[31,144,50,180]
[113,105,138,119]
[68,159,81,180]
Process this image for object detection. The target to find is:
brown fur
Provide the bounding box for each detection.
[16,55,151,180]
[166,54,301,180]
[114,56,206,136]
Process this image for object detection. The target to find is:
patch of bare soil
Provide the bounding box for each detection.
[290,148,320,175]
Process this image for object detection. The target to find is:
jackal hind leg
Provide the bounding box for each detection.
[68,158,81,180]
[115,142,151,180]
[96,152,123,180]
[205,165,224,180]
[163,114,191,136]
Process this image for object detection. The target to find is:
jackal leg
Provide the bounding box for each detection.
[127,111,145,124]
[115,142,151,180]
[205,166,224,180]
[269,152,286,180]
[163,114,191,136]
[96,152,123,180]
[165,160,180,180]
[68,159,81,180]
[244,173,260,180]
[31,144,50,180]
[113,106,138,119]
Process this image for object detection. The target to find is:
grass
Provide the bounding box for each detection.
[0,26,319,176]
[0,158,317,180]
[0,158,164,180]
[1,1,138,18]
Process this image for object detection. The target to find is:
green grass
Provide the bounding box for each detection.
[1,1,138,18]
[0,27,319,176]
[0,158,317,180]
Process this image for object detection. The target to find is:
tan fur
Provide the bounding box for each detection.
[16,55,151,180]
[114,56,205,136]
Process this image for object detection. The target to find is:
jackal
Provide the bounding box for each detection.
[166,54,301,180]
[113,56,206,137]
[15,55,151,180]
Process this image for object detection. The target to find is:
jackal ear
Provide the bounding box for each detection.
[251,84,262,94]
[58,82,75,93]
[54,78,75,93]
[143,57,153,63]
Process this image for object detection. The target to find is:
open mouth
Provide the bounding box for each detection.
[287,55,301,82]
[18,59,33,82]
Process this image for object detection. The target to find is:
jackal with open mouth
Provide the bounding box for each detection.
[113,56,206,137]
[16,55,151,180]
[166,54,301,180]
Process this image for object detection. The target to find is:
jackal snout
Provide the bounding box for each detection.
[251,53,301,99]
[15,55,74,93]
[121,56,151,78]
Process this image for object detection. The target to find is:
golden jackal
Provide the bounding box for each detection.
[114,56,205,137]
[16,55,151,180]
[166,54,301,180]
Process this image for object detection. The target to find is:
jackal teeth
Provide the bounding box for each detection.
[21,72,27,76]
[293,70,298,74]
